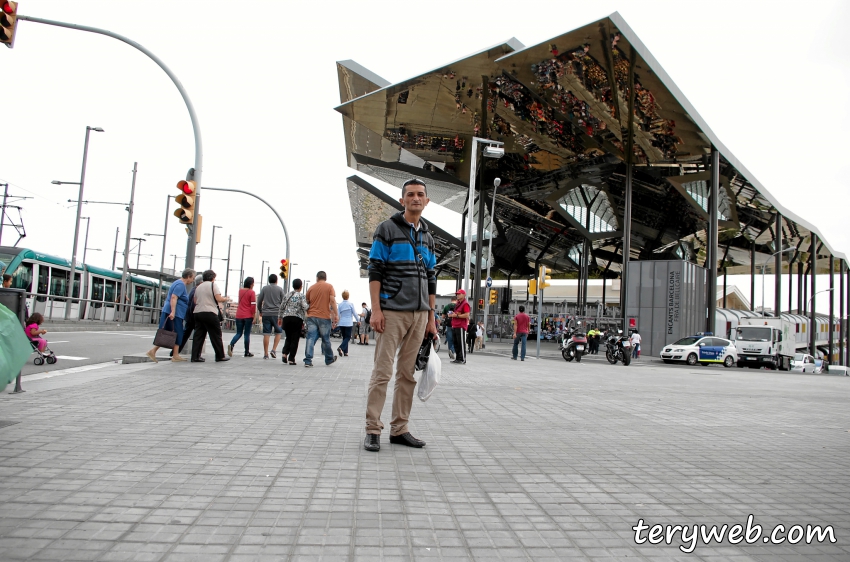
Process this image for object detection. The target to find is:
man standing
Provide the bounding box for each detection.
[512,305,530,361]
[364,178,437,452]
[358,302,371,345]
[442,296,457,359]
[448,289,470,364]
[303,271,339,367]
[256,274,285,359]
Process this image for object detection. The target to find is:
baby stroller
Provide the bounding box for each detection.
[31,340,57,365]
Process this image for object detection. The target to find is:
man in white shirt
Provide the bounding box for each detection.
[630,330,642,358]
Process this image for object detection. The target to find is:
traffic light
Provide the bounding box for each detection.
[0,1,18,48]
[539,265,551,290]
[489,289,497,305]
[528,278,537,295]
[174,179,197,224]
[280,259,288,278]
[477,298,484,310]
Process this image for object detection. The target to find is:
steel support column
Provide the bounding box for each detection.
[619,49,636,330]
[774,214,783,315]
[797,262,803,312]
[841,259,846,366]
[829,255,834,364]
[750,243,756,312]
[473,169,487,322]
[707,148,719,333]
[788,256,793,312]
[809,235,817,355]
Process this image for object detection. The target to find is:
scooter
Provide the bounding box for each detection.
[605,331,632,366]
[561,328,588,362]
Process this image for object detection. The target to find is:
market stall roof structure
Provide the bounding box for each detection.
[336,12,846,294]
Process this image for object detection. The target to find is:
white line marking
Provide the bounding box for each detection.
[54,356,89,361]
[47,341,69,344]
[24,361,116,381]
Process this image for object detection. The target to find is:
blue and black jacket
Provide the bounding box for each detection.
[368,212,437,312]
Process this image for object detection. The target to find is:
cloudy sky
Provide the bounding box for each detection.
[2,0,847,312]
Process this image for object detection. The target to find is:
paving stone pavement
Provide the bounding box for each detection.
[2,341,850,561]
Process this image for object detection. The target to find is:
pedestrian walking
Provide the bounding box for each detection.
[630,330,642,358]
[511,305,530,361]
[336,290,358,357]
[358,302,371,344]
[257,274,285,359]
[442,296,457,358]
[147,268,195,363]
[228,277,256,357]
[364,178,437,452]
[466,321,477,353]
[190,270,231,363]
[277,278,308,365]
[475,321,484,350]
[448,289,470,364]
[303,271,339,367]
[178,276,204,355]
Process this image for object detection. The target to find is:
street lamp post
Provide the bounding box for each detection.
[481,177,501,342]
[760,247,795,317]
[807,288,834,354]
[79,216,91,319]
[259,260,266,290]
[463,137,504,297]
[224,235,232,298]
[131,237,147,269]
[209,225,222,270]
[53,125,104,319]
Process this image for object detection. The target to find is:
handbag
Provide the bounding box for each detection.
[208,282,224,322]
[153,317,177,348]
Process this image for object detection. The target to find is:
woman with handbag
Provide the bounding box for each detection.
[147,268,195,363]
[191,269,231,363]
[277,278,308,365]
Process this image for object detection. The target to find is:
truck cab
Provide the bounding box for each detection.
[732,319,793,370]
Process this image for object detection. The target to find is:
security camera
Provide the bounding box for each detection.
[482,145,504,159]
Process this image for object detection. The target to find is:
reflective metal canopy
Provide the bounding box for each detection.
[337,13,844,279]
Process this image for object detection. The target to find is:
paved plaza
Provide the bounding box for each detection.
[2,341,850,561]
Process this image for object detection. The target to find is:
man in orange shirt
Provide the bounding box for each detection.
[303,271,339,367]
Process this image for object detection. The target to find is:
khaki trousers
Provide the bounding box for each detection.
[365,309,428,436]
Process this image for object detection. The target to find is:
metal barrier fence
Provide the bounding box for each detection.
[26,292,162,324]
[483,313,625,343]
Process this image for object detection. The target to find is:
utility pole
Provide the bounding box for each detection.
[209,225,221,270]
[224,235,232,298]
[118,163,138,321]
[131,237,146,269]
[240,244,249,287]
[112,227,119,270]
[79,217,91,319]
[158,194,169,311]
[259,260,266,290]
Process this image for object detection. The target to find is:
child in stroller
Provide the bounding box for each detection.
[25,312,57,365]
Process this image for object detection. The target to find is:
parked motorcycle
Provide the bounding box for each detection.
[605,331,632,366]
[561,328,588,362]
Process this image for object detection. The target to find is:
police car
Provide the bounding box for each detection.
[660,332,737,367]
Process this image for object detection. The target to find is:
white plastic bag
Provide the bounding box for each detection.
[417,350,441,402]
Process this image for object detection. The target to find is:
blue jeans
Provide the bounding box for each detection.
[512,333,527,360]
[445,326,455,352]
[304,317,334,365]
[230,318,252,351]
[339,326,353,354]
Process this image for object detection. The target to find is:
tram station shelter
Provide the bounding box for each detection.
[336,12,849,365]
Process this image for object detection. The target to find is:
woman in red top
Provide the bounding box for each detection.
[228,277,257,357]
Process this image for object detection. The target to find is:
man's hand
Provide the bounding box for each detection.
[426,318,438,339]
[371,309,385,334]
[277,318,282,327]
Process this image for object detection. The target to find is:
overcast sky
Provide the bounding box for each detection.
[2,0,847,313]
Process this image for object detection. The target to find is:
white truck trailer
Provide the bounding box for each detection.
[731,317,795,370]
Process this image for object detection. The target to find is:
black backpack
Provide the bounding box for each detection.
[364,308,371,325]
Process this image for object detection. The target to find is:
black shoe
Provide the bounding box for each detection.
[364,434,380,452]
[326,356,337,366]
[270,350,276,359]
[244,351,254,357]
[191,358,205,363]
[389,432,425,448]
[216,357,230,362]
[450,360,465,364]
[337,347,343,356]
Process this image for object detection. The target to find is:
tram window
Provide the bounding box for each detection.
[134,286,153,307]
[92,277,105,306]
[104,280,116,306]
[73,272,81,299]
[10,262,33,291]
[49,268,69,298]
[37,266,49,298]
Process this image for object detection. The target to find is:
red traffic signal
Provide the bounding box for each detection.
[280,259,289,278]
[0,1,18,48]
[173,179,197,224]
